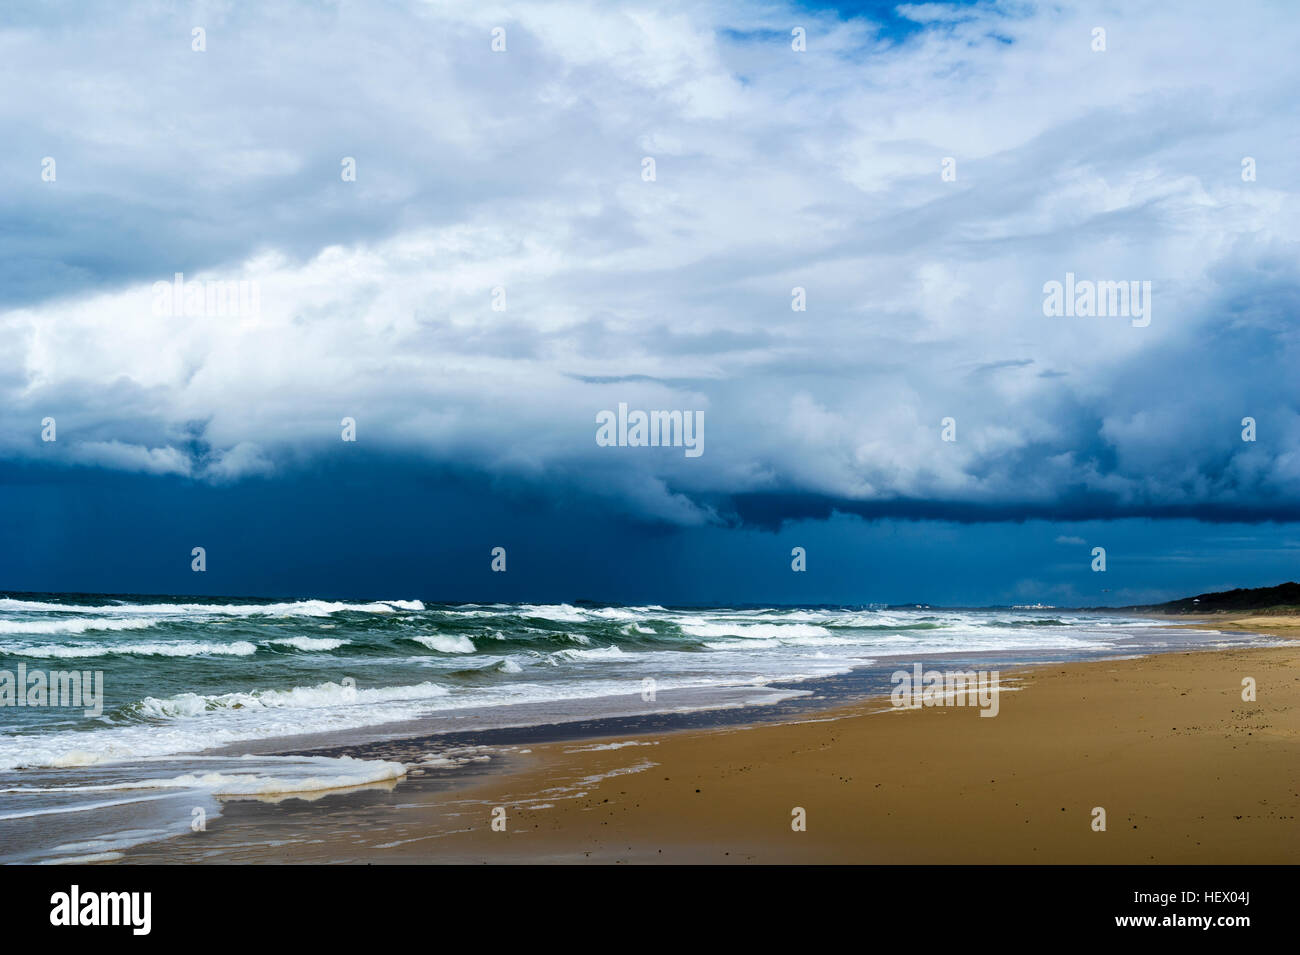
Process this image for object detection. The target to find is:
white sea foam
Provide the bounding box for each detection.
[567,740,659,752]
[679,622,834,639]
[575,760,658,787]
[266,636,348,651]
[132,680,453,719]
[0,617,162,635]
[0,598,414,617]
[517,603,588,623]
[552,646,629,661]
[0,755,406,804]
[412,635,476,653]
[0,754,408,863]
[0,681,455,770]
[703,638,779,650]
[6,640,259,659]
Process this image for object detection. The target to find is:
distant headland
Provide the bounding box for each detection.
[1128,581,1300,615]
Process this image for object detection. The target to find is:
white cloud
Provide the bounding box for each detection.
[203,442,274,483]
[1,0,1298,522]
[67,441,192,477]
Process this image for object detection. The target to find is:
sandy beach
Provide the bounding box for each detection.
[121,614,1298,865]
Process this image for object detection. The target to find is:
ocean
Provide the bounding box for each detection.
[0,593,1272,863]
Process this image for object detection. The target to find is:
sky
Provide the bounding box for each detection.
[1,0,1298,606]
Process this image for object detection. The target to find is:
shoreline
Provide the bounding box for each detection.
[117,615,1300,864]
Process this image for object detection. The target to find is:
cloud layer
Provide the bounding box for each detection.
[3,0,1298,526]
